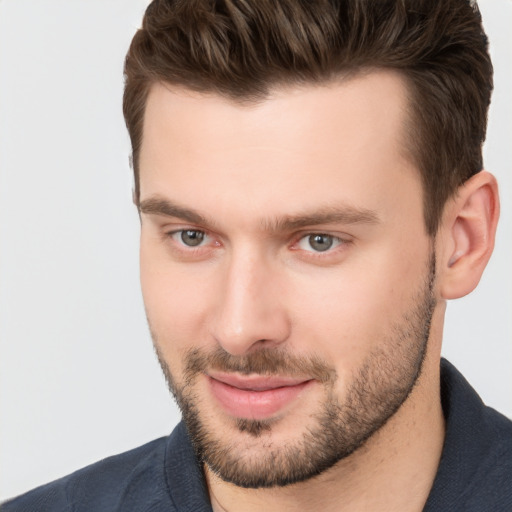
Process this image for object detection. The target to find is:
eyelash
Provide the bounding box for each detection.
[164,229,350,258]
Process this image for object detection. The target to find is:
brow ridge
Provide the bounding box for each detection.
[263,206,380,233]
[139,196,379,232]
[139,196,211,227]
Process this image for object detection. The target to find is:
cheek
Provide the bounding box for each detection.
[140,242,213,358]
[289,248,427,367]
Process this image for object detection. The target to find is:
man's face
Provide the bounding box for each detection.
[139,71,437,487]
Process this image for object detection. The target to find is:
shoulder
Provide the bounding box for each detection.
[425,360,512,511]
[1,437,172,512]
[463,404,512,507]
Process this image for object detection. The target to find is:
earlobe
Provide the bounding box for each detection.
[439,171,500,300]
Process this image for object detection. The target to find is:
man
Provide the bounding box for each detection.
[3,0,511,511]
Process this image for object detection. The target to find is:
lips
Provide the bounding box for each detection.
[207,371,314,420]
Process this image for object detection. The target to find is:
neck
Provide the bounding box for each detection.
[206,323,446,512]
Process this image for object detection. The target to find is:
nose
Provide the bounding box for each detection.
[211,248,291,356]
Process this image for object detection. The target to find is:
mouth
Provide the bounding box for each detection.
[206,371,314,420]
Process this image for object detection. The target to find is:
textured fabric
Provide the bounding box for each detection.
[3,359,512,511]
[1,426,211,512]
[423,360,512,511]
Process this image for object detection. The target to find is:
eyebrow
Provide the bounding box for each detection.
[139,196,379,232]
[139,196,212,227]
[265,206,380,232]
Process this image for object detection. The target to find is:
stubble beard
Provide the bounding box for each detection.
[151,254,436,489]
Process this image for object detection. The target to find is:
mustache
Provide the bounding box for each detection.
[183,346,337,384]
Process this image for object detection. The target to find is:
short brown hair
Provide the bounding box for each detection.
[123,0,493,235]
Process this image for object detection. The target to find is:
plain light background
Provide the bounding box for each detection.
[0,0,510,501]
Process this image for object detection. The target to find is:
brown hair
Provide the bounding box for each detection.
[123,0,493,235]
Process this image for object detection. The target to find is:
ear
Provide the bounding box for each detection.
[438,171,500,300]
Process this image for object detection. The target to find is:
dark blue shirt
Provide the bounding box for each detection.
[3,360,512,511]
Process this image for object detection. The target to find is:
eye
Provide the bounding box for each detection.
[297,233,343,253]
[172,229,208,247]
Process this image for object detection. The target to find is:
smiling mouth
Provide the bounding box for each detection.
[206,371,314,420]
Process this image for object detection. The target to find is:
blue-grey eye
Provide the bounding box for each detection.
[297,233,343,253]
[308,234,333,252]
[180,230,205,247]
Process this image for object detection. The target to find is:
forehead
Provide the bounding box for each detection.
[141,70,411,156]
[138,70,421,227]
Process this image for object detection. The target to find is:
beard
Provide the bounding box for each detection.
[151,253,436,489]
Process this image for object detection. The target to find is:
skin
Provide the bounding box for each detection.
[138,70,499,511]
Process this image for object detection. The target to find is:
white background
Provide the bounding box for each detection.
[0,0,510,501]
